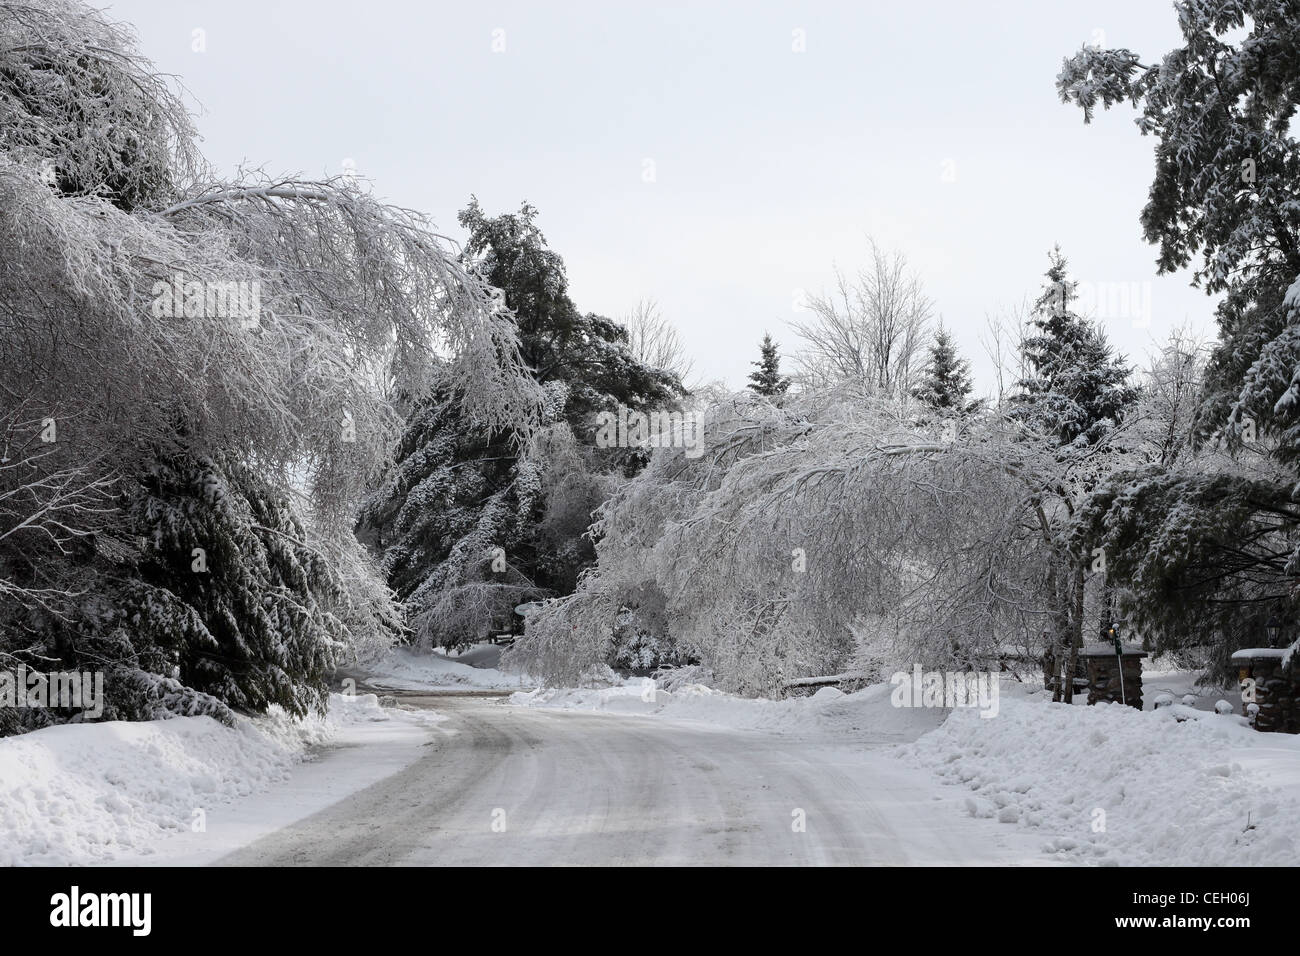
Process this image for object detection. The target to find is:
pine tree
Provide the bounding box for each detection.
[912,324,980,413]
[360,200,687,648]
[747,333,790,396]
[1016,247,1136,448]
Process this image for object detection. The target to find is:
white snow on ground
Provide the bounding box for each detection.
[10,654,1293,867]
[365,644,532,691]
[512,672,1300,866]
[901,683,1300,866]
[510,680,946,742]
[0,693,441,866]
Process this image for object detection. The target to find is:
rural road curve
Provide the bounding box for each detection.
[214,694,1043,866]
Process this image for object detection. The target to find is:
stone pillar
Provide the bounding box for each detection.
[1230,650,1300,734]
[1081,644,1146,710]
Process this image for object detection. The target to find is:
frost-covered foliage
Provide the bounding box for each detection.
[359,201,683,649]
[1015,247,1137,450]
[1078,469,1297,669]
[1059,1,1300,659]
[358,389,550,647]
[1058,0,1300,454]
[791,241,932,395]
[507,388,1086,695]
[0,0,201,210]
[746,333,791,397]
[111,451,347,717]
[912,325,981,415]
[1134,328,1208,469]
[0,0,538,727]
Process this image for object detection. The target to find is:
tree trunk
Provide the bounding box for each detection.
[1061,558,1085,704]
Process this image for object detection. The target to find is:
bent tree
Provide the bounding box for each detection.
[0,0,539,726]
[1058,0,1300,663]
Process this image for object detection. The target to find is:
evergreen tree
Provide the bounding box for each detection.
[912,324,980,413]
[1059,2,1300,662]
[118,449,344,717]
[360,201,686,648]
[0,0,532,728]
[1016,247,1137,448]
[456,198,683,436]
[1007,249,1137,702]
[28,448,346,726]
[1058,1,1300,457]
[747,333,791,397]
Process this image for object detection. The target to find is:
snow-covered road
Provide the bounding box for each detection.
[212,694,1046,866]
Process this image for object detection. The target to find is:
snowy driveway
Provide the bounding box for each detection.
[212,694,1046,866]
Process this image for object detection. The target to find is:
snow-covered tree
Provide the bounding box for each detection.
[912,324,981,414]
[0,0,539,727]
[1015,248,1137,449]
[1136,327,1208,469]
[747,333,791,397]
[1059,1,1300,665]
[792,241,932,395]
[1001,249,1139,698]
[507,386,1088,695]
[359,201,685,649]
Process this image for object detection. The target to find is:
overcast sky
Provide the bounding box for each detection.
[107,0,1215,397]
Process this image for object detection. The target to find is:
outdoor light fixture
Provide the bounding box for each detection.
[1101,620,1122,654]
[1265,617,1284,649]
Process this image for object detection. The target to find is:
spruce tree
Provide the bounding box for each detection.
[1016,247,1136,447]
[360,200,687,648]
[1011,248,1137,702]
[747,333,791,397]
[912,324,980,413]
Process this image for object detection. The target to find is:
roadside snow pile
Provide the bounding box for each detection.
[366,645,529,691]
[902,695,1300,866]
[509,679,944,741]
[0,692,389,866]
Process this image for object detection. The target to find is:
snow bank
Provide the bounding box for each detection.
[366,645,530,691]
[902,693,1300,866]
[509,678,944,741]
[0,693,391,866]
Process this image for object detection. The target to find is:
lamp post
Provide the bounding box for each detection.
[1265,617,1283,649]
[1101,620,1126,706]
[1101,621,1122,655]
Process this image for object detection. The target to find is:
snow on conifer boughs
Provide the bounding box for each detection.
[358,388,548,647]
[118,450,346,718]
[1075,468,1297,665]
[1057,1,1300,455]
[1056,2,1300,662]
[747,333,791,397]
[0,0,541,726]
[359,202,685,649]
[912,324,981,414]
[1015,247,1136,448]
